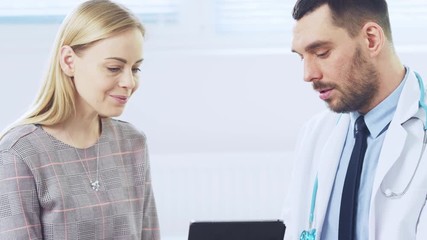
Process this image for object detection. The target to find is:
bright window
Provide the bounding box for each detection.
[0,0,425,48]
[0,0,178,24]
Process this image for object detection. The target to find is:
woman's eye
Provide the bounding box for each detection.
[132,68,141,74]
[107,67,121,73]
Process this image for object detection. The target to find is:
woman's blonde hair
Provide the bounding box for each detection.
[1,0,144,138]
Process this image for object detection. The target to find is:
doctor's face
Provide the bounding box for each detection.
[291,4,379,114]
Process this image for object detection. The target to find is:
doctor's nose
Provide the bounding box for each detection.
[303,59,322,82]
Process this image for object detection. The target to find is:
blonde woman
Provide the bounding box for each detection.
[0,0,160,239]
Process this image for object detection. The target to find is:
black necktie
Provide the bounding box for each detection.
[339,116,369,240]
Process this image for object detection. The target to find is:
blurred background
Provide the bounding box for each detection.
[0,0,426,239]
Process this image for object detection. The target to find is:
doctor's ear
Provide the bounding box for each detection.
[361,22,385,58]
[59,45,76,77]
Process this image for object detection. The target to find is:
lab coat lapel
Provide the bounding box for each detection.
[372,71,420,194]
[370,124,407,196]
[369,70,421,236]
[315,114,350,232]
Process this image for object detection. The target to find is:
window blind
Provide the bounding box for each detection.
[0,0,179,24]
[215,0,294,33]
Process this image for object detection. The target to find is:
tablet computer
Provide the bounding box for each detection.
[188,220,286,240]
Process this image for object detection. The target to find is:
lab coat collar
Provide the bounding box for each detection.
[391,68,420,125]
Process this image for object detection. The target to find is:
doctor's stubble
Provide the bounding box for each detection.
[313,46,380,113]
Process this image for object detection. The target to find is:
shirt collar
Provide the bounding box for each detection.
[350,66,409,138]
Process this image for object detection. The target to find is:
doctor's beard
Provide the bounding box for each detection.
[313,46,380,113]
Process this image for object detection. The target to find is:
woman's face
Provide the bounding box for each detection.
[71,28,144,118]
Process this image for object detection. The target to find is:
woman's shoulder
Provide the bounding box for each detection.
[104,118,146,140]
[0,124,38,152]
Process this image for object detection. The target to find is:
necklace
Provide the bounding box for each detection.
[68,133,101,191]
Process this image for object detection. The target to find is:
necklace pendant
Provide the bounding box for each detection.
[91,180,100,191]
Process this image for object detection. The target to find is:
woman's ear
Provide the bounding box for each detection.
[59,45,76,77]
[362,22,385,58]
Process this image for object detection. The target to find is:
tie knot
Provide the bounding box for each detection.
[354,116,369,137]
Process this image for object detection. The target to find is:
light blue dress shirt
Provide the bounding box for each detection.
[320,67,409,240]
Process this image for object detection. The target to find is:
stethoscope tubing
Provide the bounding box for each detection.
[380,116,426,198]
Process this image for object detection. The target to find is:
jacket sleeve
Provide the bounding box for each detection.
[141,146,161,240]
[282,121,314,240]
[0,150,42,239]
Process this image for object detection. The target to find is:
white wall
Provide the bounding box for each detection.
[1,23,426,239]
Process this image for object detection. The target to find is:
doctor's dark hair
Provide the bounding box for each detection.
[292,0,393,41]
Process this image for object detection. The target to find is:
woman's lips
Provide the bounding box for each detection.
[110,95,129,104]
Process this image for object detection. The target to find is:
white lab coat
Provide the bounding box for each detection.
[283,69,427,240]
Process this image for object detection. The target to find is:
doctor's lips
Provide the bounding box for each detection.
[313,83,334,101]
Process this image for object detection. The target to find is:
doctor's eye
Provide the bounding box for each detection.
[316,50,330,58]
[294,53,304,61]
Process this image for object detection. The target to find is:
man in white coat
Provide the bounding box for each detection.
[283,0,427,239]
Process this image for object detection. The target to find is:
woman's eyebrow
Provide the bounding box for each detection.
[105,57,144,64]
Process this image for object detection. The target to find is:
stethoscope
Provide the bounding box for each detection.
[300,71,426,240]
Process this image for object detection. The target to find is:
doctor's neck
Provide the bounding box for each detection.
[356,45,405,115]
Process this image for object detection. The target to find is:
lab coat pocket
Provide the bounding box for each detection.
[374,119,427,239]
[375,188,426,239]
[380,156,424,198]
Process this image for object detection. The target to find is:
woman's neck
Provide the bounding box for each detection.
[43,114,101,148]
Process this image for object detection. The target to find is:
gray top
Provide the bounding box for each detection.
[0,118,160,239]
